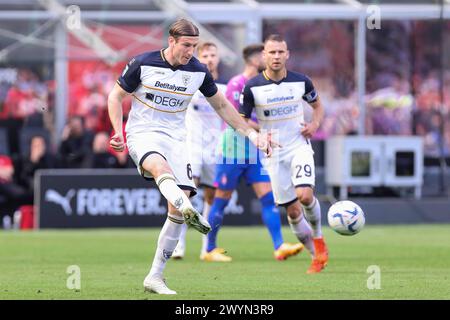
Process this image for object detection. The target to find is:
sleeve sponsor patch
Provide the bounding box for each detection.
[303,89,318,103]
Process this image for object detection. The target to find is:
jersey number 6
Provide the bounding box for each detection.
[187,164,193,180]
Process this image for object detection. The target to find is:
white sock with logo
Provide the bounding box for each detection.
[288,215,315,258]
[148,213,184,279]
[156,173,192,211]
[302,197,323,238]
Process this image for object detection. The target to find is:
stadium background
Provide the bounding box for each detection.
[1,0,450,302]
[0,0,449,228]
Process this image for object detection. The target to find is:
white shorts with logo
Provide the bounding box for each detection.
[262,144,316,206]
[127,131,197,197]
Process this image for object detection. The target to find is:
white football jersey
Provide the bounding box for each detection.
[240,70,318,153]
[117,50,218,141]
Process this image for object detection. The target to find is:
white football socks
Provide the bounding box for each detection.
[156,173,192,212]
[200,201,211,255]
[177,224,187,249]
[288,214,315,258]
[302,197,323,238]
[148,213,184,279]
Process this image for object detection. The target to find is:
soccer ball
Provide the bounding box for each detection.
[327,200,365,236]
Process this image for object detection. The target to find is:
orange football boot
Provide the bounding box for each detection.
[274,243,304,261]
[201,248,232,262]
[313,237,329,266]
[306,258,326,274]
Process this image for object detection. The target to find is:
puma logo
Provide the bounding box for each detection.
[45,189,76,215]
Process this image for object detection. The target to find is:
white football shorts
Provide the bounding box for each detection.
[127,131,197,196]
[263,144,316,206]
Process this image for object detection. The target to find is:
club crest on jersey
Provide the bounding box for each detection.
[182,74,191,86]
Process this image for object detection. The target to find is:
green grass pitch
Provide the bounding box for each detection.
[1,224,450,300]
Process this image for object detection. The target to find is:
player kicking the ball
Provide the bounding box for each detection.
[240,34,329,274]
[108,19,276,294]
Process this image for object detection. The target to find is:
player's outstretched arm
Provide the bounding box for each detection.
[301,97,324,139]
[206,90,278,156]
[107,83,129,152]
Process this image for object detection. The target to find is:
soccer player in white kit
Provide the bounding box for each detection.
[108,19,276,294]
[240,34,329,274]
[172,42,227,259]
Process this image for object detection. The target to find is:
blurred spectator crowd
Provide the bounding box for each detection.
[0,66,134,220]
[264,19,450,158]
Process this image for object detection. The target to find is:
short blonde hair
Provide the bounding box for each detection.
[168,18,199,39]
